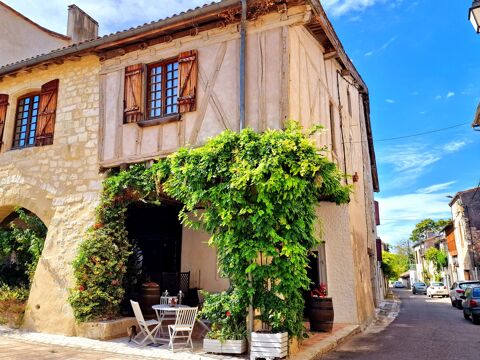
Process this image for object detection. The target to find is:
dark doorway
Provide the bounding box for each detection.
[303,251,320,317]
[126,203,183,286]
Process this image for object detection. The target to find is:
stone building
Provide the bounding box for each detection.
[449,187,480,281]
[0,0,380,336]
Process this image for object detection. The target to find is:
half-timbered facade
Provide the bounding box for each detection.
[0,0,380,336]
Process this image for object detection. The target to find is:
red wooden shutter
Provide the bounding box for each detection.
[124,64,144,123]
[36,79,59,146]
[178,50,198,113]
[0,94,8,150]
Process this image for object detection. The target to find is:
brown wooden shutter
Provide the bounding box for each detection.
[124,64,144,123]
[0,94,9,150]
[36,79,59,146]
[178,50,198,113]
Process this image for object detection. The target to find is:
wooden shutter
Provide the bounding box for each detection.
[124,64,144,123]
[0,94,8,150]
[178,50,198,113]
[36,79,59,146]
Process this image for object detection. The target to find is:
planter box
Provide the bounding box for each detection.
[203,338,247,354]
[251,331,288,360]
[75,317,137,340]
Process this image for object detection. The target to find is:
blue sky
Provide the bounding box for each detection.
[5,0,480,245]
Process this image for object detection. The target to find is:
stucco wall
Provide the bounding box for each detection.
[0,56,102,335]
[0,5,70,67]
[181,226,230,293]
[289,24,377,325]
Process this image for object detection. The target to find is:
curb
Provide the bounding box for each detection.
[289,325,361,360]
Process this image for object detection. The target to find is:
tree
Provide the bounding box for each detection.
[381,251,409,280]
[410,218,450,244]
[424,247,448,281]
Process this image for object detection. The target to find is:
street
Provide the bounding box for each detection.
[322,289,480,359]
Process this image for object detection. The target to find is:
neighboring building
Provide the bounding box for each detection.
[449,188,480,281]
[0,0,380,336]
[0,2,75,67]
[412,232,448,284]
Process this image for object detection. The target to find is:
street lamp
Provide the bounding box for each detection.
[469,1,480,33]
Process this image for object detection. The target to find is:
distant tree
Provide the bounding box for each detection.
[410,218,450,244]
[381,251,409,280]
[424,247,448,281]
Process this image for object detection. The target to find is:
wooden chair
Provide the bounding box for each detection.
[130,300,161,346]
[168,307,198,351]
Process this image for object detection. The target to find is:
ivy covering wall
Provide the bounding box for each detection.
[69,122,350,337]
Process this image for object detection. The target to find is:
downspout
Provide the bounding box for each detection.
[240,0,247,131]
[240,0,254,340]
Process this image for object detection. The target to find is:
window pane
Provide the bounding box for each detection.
[13,93,40,149]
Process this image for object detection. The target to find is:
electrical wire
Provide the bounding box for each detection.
[342,121,471,144]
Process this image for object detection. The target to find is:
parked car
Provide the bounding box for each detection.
[427,282,448,298]
[450,281,480,308]
[394,281,405,288]
[412,282,427,295]
[462,286,480,324]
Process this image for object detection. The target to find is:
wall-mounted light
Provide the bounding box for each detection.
[469,1,480,33]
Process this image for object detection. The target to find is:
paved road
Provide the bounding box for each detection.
[322,289,480,360]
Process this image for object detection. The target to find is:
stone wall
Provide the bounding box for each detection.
[0,56,102,335]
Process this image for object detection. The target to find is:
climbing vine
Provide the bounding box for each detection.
[69,121,350,337]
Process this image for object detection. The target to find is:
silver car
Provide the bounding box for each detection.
[412,282,427,295]
[427,282,448,298]
[450,281,480,308]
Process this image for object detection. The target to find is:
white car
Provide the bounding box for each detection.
[427,282,448,298]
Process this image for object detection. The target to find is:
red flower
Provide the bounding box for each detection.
[226,311,231,317]
[93,223,103,230]
[111,280,120,286]
[78,285,85,292]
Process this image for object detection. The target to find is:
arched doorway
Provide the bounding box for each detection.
[0,207,47,326]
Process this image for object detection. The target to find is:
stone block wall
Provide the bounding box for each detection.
[0,56,103,335]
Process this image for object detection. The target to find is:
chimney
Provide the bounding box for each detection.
[67,5,98,43]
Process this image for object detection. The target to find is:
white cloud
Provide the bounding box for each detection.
[376,192,451,245]
[411,91,420,96]
[364,36,397,57]
[378,138,468,191]
[323,0,403,16]
[364,51,374,56]
[419,111,426,115]
[3,0,214,35]
[443,140,466,153]
[446,91,455,98]
[435,95,442,100]
[385,99,396,104]
[416,181,456,194]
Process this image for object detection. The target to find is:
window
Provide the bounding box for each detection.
[12,93,40,149]
[123,50,198,124]
[147,59,179,118]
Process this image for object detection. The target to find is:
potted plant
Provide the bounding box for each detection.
[200,290,247,354]
[308,283,334,332]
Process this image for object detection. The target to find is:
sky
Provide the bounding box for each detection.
[4,0,480,246]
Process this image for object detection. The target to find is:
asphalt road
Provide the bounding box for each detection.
[322,288,480,360]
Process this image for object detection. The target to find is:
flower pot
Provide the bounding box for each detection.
[309,297,334,332]
[203,338,247,354]
[250,331,288,360]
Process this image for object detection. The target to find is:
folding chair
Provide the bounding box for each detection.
[130,300,161,346]
[168,307,198,352]
[157,296,178,336]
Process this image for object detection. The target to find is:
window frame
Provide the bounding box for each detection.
[146,58,179,121]
[12,92,41,150]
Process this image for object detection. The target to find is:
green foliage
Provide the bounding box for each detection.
[68,164,160,322]
[160,122,350,337]
[424,247,448,280]
[0,209,47,285]
[0,284,28,327]
[69,122,350,336]
[381,251,409,280]
[410,219,450,244]
[199,290,247,341]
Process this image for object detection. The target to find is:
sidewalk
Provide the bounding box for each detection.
[0,297,399,360]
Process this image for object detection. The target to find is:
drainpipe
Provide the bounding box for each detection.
[239,0,247,131]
